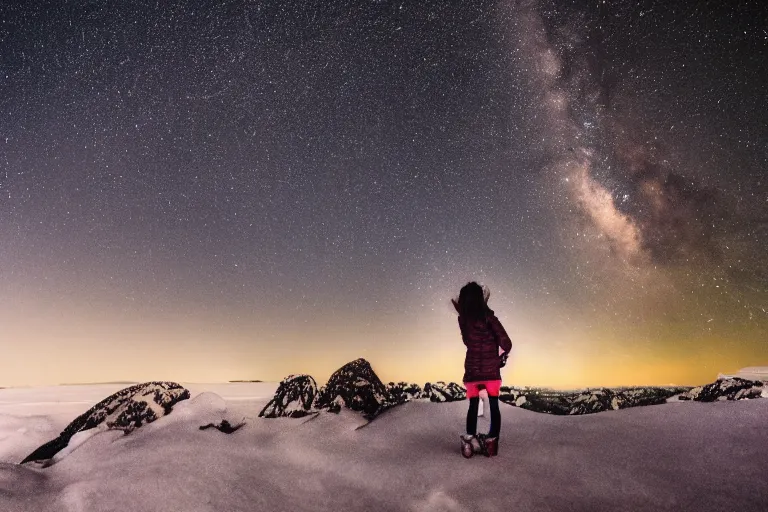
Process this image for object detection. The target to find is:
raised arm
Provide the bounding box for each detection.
[488,315,512,354]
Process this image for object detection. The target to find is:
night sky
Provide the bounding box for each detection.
[1,0,766,388]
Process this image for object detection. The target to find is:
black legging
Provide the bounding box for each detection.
[466,396,501,438]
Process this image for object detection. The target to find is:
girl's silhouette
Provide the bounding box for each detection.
[452,282,512,457]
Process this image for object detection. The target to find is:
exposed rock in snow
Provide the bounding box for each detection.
[314,359,394,419]
[264,363,766,421]
[499,386,684,415]
[386,382,423,404]
[569,388,615,415]
[679,377,764,402]
[199,420,245,434]
[258,374,318,418]
[502,389,571,415]
[323,394,346,414]
[261,373,420,421]
[20,382,189,464]
[421,381,466,402]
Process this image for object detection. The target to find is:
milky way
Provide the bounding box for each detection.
[1,0,766,387]
[509,1,766,323]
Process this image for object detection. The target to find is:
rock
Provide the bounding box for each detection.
[314,359,393,420]
[612,387,681,408]
[568,388,615,415]
[680,377,764,402]
[514,391,571,415]
[677,387,699,401]
[199,420,244,433]
[21,381,189,464]
[386,382,423,404]
[498,387,521,403]
[259,374,318,418]
[499,386,684,415]
[324,394,345,414]
[422,381,466,402]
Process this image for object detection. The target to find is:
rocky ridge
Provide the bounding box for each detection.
[678,377,766,402]
[260,359,465,420]
[386,381,423,404]
[314,359,395,419]
[498,386,690,415]
[422,381,466,402]
[262,364,768,420]
[259,374,319,418]
[21,381,190,464]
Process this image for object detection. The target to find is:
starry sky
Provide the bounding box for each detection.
[1,0,766,388]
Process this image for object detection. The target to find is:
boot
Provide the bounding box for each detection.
[460,434,481,458]
[483,436,498,457]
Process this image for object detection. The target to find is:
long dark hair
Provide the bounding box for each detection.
[452,282,492,320]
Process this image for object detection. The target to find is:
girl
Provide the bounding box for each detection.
[452,282,512,458]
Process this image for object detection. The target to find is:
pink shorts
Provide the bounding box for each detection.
[464,380,502,398]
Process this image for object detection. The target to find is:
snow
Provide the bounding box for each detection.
[1,383,767,512]
[49,427,108,467]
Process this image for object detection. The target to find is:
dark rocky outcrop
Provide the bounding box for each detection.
[499,386,686,415]
[612,387,687,409]
[386,382,423,404]
[263,360,742,421]
[262,365,426,422]
[259,374,319,418]
[199,420,245,433]
[422,381,466,402]
[21,381,189,464]
[499,388,571,415]
[314,359,395,420]
[568,388,620,415]
[679,377,765,402]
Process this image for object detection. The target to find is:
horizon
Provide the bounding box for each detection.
[2,357,763,390]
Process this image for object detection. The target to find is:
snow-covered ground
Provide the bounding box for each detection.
[1,383,767,512]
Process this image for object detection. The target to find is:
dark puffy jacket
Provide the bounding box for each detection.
[459,313,513,383]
